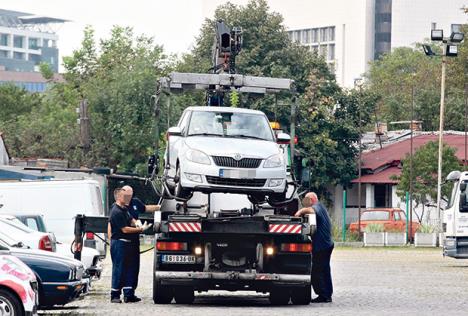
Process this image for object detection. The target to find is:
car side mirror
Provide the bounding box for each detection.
[167,126,182,137]
[276,132,290,144]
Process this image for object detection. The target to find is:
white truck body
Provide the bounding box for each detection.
[0,180,106,255]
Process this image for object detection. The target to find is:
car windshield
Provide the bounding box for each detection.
[187,111,274,141]
[361,211,390,221]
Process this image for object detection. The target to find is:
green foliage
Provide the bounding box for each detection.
[395,141,461,205]
[417,224,436,233]
[365,223,384,233]
[229,90,240,107]
[366,25,468,132]
[39,62,54,81]
[332,221,362,242]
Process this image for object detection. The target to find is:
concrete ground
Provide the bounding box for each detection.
[39,247,468,315]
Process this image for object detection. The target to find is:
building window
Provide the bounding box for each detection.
[431,22,437,30]
[328,44,335,60]
[0,50,8,58]
[311,29,318,43]
[451,24,461,33]
[320,28,327,42]
[29,54,41,65]
[0,34,8,46]
[329,27,335,41]
[319,45,327,58]
[13,36,24,48]
[13,52,25,60]
[302,29,310,44]
[29,38,39,50]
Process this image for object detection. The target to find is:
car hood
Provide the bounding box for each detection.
[184,136,280,158]
[7,247,83,268]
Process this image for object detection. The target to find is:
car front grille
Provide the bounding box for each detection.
[212,156,262,168]
[206,176,266,187]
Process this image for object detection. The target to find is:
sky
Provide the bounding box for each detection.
[0,0,214,70]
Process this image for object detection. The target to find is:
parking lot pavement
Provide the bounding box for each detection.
[39,247,468,316]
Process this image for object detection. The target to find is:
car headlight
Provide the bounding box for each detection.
[264,154,284,168]
[186,149,211,165]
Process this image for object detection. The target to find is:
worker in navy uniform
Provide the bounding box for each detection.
[295,192,334,303]
[120,185,160,295]
[109,187,152,303]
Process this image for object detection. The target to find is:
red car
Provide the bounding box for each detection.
[349,208,420,238]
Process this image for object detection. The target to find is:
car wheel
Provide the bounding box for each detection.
[0,288,23,316]
[269,288,290,305]
[290,286,311,305]
[173,286,194,304]
[269,192,286,204]
[175,165,192,199]
[248,194,266,205]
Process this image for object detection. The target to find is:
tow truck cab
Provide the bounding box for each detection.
[444,171,468,258]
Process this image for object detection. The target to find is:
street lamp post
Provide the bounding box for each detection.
[422,29,464,226]
[354,78,363,236]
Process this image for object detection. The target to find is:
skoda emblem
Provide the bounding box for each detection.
[233,153,242,161]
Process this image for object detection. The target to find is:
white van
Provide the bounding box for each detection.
[0,179,106,256]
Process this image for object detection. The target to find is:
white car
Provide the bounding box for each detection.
[8,214,101,277]
[0,215,56,253]
[165,106,290,204]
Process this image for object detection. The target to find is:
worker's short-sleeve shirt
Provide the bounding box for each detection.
[312,202,334,252]
[109,203,132,240]
[128,197,146,220]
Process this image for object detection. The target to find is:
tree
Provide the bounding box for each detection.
[395,141,461,220]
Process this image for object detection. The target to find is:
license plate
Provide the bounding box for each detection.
[161,255,196,264]
[219,169,256,178]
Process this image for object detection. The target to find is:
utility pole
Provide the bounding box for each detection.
[436,54,446,224]
[354,78,363,236]
[78,99,90,154]
[409,83,414,242]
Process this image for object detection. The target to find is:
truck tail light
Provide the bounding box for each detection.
[157,241,187,251]
[86,232,95,240]
[39,235,53,252]
[280,243,312,253]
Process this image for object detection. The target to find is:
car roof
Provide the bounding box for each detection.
[364,208,402,212]
[185,106,266,115]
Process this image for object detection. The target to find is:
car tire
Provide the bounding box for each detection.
[269,192,286,204]
[290,286,311,305]
[248,194,266,205]
[153,248,174,304]
[173,286,194,304]
[0,288,24,316]
[269,288,290,305]
[175,165,192,199]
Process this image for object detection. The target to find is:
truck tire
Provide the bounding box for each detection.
[0,288,24,316]
[173,286,194,304]
[152,249,173,304]
[269,288,290,305]
[290,286,311,305]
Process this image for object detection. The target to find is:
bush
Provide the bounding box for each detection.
[417,224,436,233]
[364,223,384,233]
[332,221,362,242]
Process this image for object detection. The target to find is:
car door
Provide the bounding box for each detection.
[168,110,191,176]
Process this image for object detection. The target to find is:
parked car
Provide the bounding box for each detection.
[349,208,420,238]
[0,179,106,256]
[13,213,102,278]
[165,106,290,203]
[0,254,38,316]
[0,232,88,308]
[0,216,56,252]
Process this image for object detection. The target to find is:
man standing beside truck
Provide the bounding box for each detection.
[109,188,151,303]
[295,192,334,303]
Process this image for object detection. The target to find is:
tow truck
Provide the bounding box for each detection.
[73,20,316,305]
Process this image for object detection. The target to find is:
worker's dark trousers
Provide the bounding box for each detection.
[311,245,334,299]
[110,239,135,299]
[128,239,140,290]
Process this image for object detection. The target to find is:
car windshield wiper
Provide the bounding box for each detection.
[11,242,27,248]
[188,133,223,137]
[229,134,267,141]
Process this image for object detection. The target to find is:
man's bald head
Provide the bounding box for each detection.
[122,185,133,195]
[303,192,318,207]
